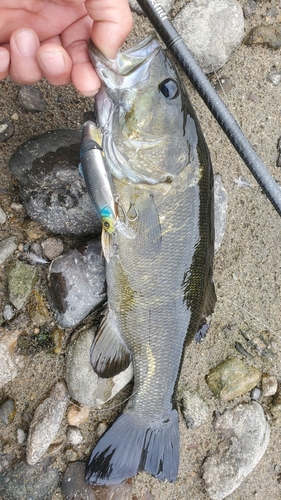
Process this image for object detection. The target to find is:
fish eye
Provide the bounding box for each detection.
[158,79,179,100]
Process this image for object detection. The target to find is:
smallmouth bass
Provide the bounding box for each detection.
[85,33,216,485]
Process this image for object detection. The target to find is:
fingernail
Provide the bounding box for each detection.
[38,51,66,75]
[15,30,37,57]
[0,50,10,72]
[81,89,99,97]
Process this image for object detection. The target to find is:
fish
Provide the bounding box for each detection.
[80,111,135,261]
[85,33,216,485]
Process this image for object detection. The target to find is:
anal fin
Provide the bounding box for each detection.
[90,309,131,378]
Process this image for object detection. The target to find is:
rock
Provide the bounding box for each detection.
[17,428,27,444]
[42,237,64,260]
[270,388,281,425]
[67,404,90,426]
[61,461,97,500]
[0,452,17,474]
[0,119,14,142]
[214,174,228,252]
[61,461,133,500]
[26,381,68,465]
[0,398,16,425]
[9,129,101,236]
[173,0,244,73]
[267,67,281,86]
[26,290,50,326]
[0,236,17,265]
[0,206,6,224]
[92,478,133,499]
[0,330,23,389]
[206,357,261,401]
[18,85,46,112]
[47,240,106,328]
[245,25,281,50]
[3,303,15,321]
[262,374,278,397]
[8,259,38,310]
[214,76,233,94]
[66,426,84,445]
[180,388,211,428]
[202,402,270,499]
[250,387,261,401]
[243,0,257,19]
[0,459,60,500]
[65,328,133,407]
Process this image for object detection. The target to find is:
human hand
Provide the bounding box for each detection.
[0,0,133,95]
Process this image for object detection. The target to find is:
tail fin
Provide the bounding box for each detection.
[85,409,179,485]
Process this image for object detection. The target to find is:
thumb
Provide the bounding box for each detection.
[85,0,133,59]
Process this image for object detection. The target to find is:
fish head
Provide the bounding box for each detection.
[89,34,196,184]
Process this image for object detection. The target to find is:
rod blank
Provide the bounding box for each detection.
[136,0,281,217]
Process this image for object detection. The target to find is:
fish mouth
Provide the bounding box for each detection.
[89,33,167,184]
[88,33,161,89]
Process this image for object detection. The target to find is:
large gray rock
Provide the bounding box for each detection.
[47,240,106,328]
[0,459,60,500]
[66,328,133,407]
[9,129,100,236]
[26,381,68,465]
[174,0,244,73]
[202,402,270,499]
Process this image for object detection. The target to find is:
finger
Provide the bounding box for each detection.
[85,0,133,59]
[62,17,100,95]
[0,47,10,80]
[9,28,43,83]
[37,43,72,86]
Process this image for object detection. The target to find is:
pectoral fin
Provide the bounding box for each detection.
[90,308,131,378]
[135,194,162,255]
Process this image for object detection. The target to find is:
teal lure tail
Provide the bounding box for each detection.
[85,409,179,485]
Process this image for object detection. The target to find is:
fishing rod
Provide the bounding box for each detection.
[136,0,281,217]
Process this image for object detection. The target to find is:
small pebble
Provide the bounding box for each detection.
[96,421,108,438]
[0,330,22,389]
[214,76,233,94]
[267,68,281,86]
[10,113,19,121]
[17,428,27,444]
[0,237,17,265]
[0,398,15,425]
[250,387,261,401]
[0,120,14,142]
[10,202,23,211]
[67,405,90,426]
[66,427,83,446]
[245,24,281,50]
[180,388,211,428]
[8,259,38,310]
[3,303,15,321]
[18,85,46,112]
[261,373,278,397]
[0,206,6,224]
[42,237,64,260]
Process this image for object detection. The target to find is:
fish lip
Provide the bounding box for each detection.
[88,32,161,89]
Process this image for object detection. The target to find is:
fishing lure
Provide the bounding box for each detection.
[80,112,135,261]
